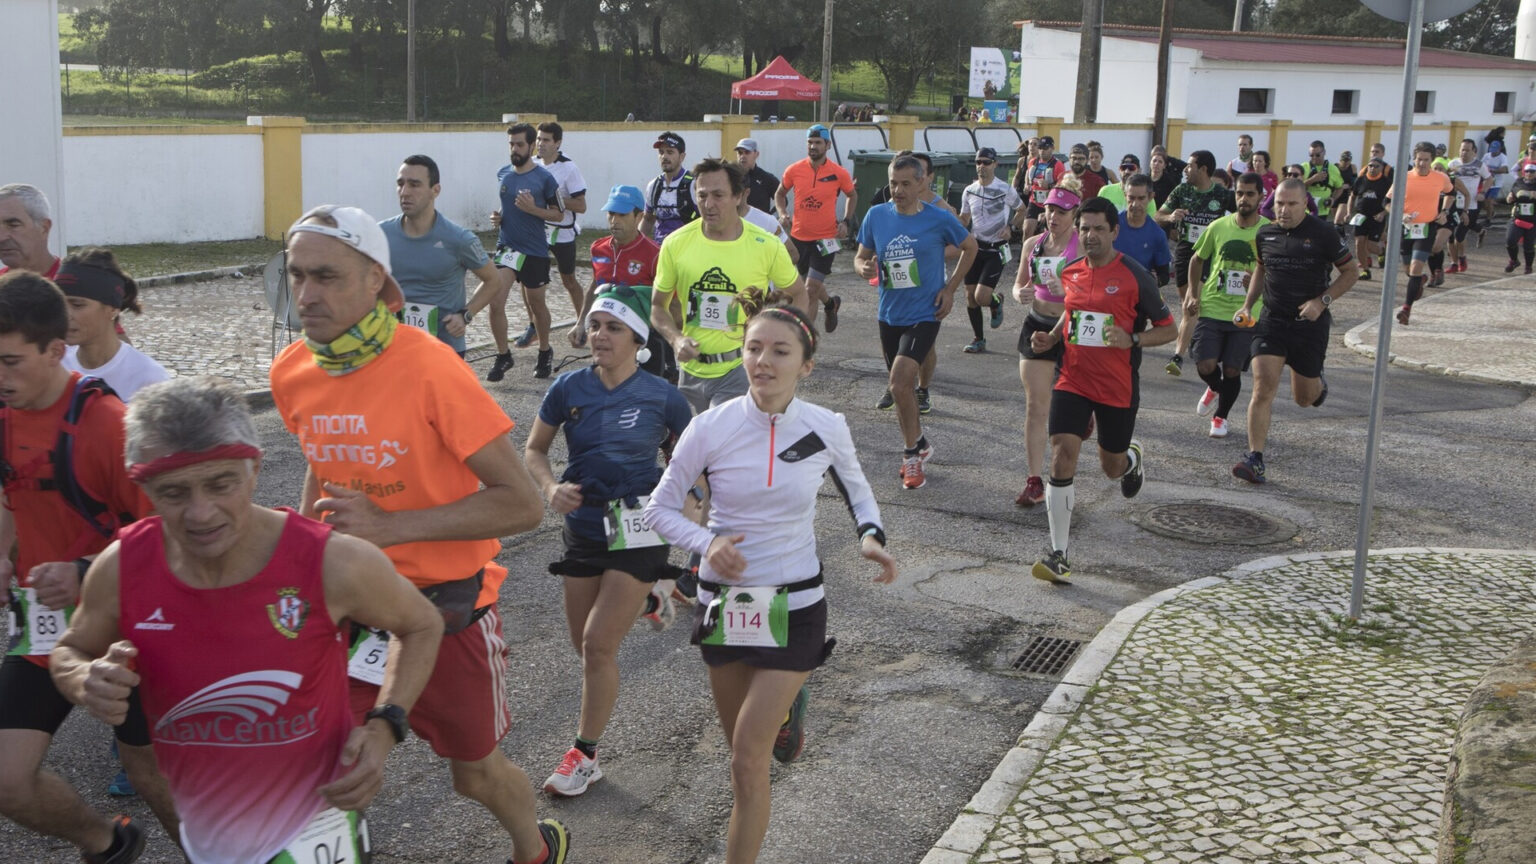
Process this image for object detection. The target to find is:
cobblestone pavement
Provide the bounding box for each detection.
[927,550,1536,864]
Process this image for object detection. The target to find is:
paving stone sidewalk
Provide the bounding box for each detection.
[1346,275,1536,389]
[926,549,1536,864]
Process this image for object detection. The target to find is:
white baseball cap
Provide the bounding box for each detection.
[735,138,760,153]
[287,205,405,312]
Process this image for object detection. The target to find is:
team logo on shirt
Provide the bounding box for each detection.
[266,588,310,639]
[617,407,642,429]
[689,266,738,294]
[627,260,644,276]
[154,670,321,747]
[1105,281,1120,295]
[1208,200,1222,211]
[778,432,826,463]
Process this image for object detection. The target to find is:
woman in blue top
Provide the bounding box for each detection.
[524,285,692,798]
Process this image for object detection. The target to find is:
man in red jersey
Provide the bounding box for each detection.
[577,185,668,377]
[52,376,444,864]
[0,184,60,279]
[1027,197,1176,584]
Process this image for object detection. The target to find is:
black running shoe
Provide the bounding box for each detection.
[1031,549,1071,584]
[1312,372,1328,407]
[915,387,932,415]
[773,685,809,763]
[487,352,514,382]
[824,296,842,333]
[82,816,145,864]
[1120,440,1145,499]
[535,348,553,379]
[1232,451,1266,484]
[528,818,570,864]
[512,323,537,349]
[875,389,894,410]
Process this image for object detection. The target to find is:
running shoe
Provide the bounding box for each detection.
[1507,258,1518,274]
[1015,475,1045,507]
[1232,451,1267,484]
[532,818,571,864]
[1431,269,1445,287]
[487,352,514,382]
[641,587,675,631]
[1312,372,1328,408]
[107,741,135,797]
[1445,261,1462,274]
[1459,255,1469,271]
[1527,264,1533,275]
[675,557,700,604]
[1396,305,1411,326]
[1031,549,1071,584]
[1478,228,1487,248]
[1196,387,1217,416]
[1209,416,1229,438]
[513,323,537,349]
[543,747,603,797]
[1120,440,1145,499]
[82,815,145,864]
[875,389,894,410]
[1165,355,1183,377]
[963,337,987,354]
[990,297,1005,329]
[1359,267,1372,281]
[824,296,842,334]
[900,454,927,490]
[915,387,932,415]
[535,348,554,379]
[773,685,809,763]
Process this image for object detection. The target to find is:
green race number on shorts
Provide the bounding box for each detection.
[269,808,369,864]
[816,238,841,256]
[702,586,789,648]
[1349,213,1366,226]
[1519,203,1535,217]
[604,496,665,551]
[6,589,71,657]
[1406,223,1429,240]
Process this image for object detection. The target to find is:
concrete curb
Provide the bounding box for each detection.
[1343,275,1536,390]
[138,262,269,289]
[918,547,1536,864]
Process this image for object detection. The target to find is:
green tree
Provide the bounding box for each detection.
[840,0,987,111]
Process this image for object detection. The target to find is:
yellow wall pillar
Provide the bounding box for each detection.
[1037,116,1063,149]
[1268,118,1293,167]
[720,115,754,158]
[1165,118,1187,157]
[1447,120,1468,151]
[888,115,918,151]
[250,116,306,241]
[1362,120,1384,155]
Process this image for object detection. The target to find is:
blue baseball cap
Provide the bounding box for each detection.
[807,124,831,141]
[601,185,645,214]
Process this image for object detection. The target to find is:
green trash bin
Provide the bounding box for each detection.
[849,150,960,225]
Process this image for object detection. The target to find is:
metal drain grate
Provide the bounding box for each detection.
[1134,502,1299,546]
[1010,636,1085,676]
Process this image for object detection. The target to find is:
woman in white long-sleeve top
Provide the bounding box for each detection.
[644,299,896,864]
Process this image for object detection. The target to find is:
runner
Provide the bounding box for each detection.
[270,204,570,864]
[1022,136,1065,238]
[1345,156,1394,281]
[1010,176,1084,508]
[959,146,1023,353]
[1518,134,1536,173]
[1503,163,1536,274]
[381,154,500,357]
[643,302,896,864]
[57,250,169,401]
[641,132,697,245]
[1027,198,1176,582]
[50,376,445,864]
[474,122,564,381]
[1154,150,1234,376]
[1446,139,1492,273]
[1227,134,1254,175]
[1232,179,1359,484]
[0,270,176,864]
[1085,142,1118,189]
[1251,151,1278,194]
[1112,175,1172,286]
[734,138,780,215]
[1186,172,1268,439]
[524,286,692,797]
[580,185,669,377]
[1067,144,1107,199]
[1330,151,1358,231]
[1386,143,1453,326]
[854,154,977,490]
[535,123,592,350]
[1097,155,1140,211]
[1299,141,1344,226]
[0,184,60,279]
[1482,138,1510,238]
[1148,145,1186,209]
[776,124,857,333]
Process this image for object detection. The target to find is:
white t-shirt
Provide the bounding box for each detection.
[535,153,587,244]
[1484,152,1509,189]
[63,343,171,402]
[960,177,1024,242]
[1448,158,1492,210]
[743,206,789,243]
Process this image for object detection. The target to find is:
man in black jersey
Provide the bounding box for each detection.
[1232,179,1359,485]
[1346,157,1394,280]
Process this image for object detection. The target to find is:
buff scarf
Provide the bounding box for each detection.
[305,300,397,375]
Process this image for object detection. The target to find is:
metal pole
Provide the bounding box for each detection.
[820,0,834,123]
[406,0,417,122]
[1153,0,1173,145]
[1232,0,1244,31]
[1075,0,1104,123]
[1350,0,1425,620]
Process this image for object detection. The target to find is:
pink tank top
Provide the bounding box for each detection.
[1030,232,1081,302]
[119,510,351,863]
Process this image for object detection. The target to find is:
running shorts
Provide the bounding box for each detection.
[493,246,552,289]
[1018,310,1064,363]
[792,238,837,280]
[964,242,1008,288]
[1047,388,1139,455]
[0,655,150,746]
[549,525,670,583]
[1251,312,1330,379]
[696,598,833,672]
[1191,318,1254,372]
[878,320,941,367]
[549,240,577,276]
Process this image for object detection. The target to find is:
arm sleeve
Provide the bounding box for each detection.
[823,414,882,539]
[959,188,975,218]
[663,389,692,438]
[642,422,717,556]
[839,166,856,195]
[857,211,876,250]
[644,178,658,215]
[1006,184,1024,209]
[568,164,588,197]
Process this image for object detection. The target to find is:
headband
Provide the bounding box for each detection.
[760,307,815,347]
[53,263,126,309]
[587,293,649,342]
[128,443,262,484]
[1044,187,1081,210]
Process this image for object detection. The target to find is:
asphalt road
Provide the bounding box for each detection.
[4,254,1533,864]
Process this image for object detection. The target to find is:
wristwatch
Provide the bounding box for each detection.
[460,307,474,324]
[1320,294,1333,308]
[365,704,409,744]
[1130,332,1141,348]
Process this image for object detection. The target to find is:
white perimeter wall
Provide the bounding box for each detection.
[1,0,66,256]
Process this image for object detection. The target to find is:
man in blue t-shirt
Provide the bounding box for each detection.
[380,154,501,357]
[854,153,977,492]
[469,122,563,381]
[1113,174,1172,287]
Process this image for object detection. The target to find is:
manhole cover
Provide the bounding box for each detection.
[1010,636,1085,676]
[1134,502,1298,546]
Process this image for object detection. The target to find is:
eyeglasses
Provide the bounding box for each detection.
[975,160,994,166]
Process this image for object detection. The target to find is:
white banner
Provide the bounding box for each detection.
[969,47,1008,100]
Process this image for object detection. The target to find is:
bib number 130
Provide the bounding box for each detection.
[270,808,370,864]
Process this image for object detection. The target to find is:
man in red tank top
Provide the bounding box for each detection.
[51,376,445,864]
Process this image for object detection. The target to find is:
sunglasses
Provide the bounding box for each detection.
[1121,164,1138,172]
[1286,172,1303,178]
[975,160,995,166]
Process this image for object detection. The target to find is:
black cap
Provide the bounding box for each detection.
[1038,135,1055,148]
[976,146,998,161]
[653,131,686,152]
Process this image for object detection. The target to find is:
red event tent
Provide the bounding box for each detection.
[730,56,822,112]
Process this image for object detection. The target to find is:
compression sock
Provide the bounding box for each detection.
[1526,244,1535,268]
[575,736,598,759]
[1045,477,1075,554]
[1406,274,1424,306]
[1199,367,1224,393]
[1216,374,1243,420]
[968,304,984,339]
[1429,250,1445,273]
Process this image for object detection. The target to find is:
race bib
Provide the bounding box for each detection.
[1406,223,1429,240]
[1034,256,1065,291]
[884,255,920,290]
[1519,203,1535,217]
[1184,222,1207,244]
[998,244,1013,266]
[1068,310,1115,347]
[269,807,370,864]
[400,303,439,334]
[492,248,527,270]
[1456,193,1466,209]
[6,589,70,657]
[604,496,664,551]
[1349,213,1366,226]
[1221,270,1248,296]
[695,291,735,331]
[701,586,789,648]
[1032,188,1049,204]
[546,225,560,245]
[815,238,841,256]
[347,628,389,686]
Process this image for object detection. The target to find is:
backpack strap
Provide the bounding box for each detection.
[52,376,127,539]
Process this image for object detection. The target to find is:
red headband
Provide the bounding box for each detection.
[761,308,815,347]
[127,443,262,484]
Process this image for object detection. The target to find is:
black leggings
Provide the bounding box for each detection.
[1506,221,1536,266]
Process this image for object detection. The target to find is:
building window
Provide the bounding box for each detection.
[1494,91,1513,113]
[1332,90,1359,115]
[1414,90,1435,113]
[1237,88,1273,115]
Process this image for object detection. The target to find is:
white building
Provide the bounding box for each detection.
[1017,21,1536,128]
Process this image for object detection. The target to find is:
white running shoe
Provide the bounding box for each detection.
[1209,416,1229,438]
[641,584,676,631]
[1196,387,1217,416]
[544,747,603,797]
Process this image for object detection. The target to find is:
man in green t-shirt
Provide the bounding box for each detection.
[1186,172,1267,439]
[651,158,806,413]
[1154,150,1235,376]
[1302,140,1344,220]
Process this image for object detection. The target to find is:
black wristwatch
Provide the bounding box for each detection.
[1320,293,1333,308]
[365,704,409,744]
[1130,333,1141,348]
